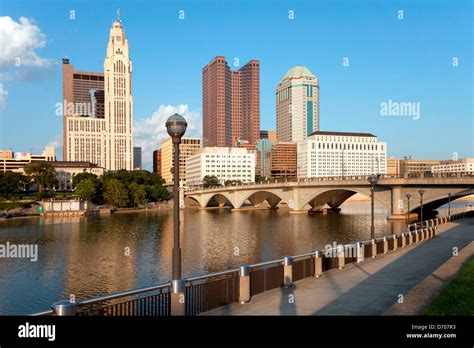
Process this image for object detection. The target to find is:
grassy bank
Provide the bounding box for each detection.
[0,202,33,210]
[424,257,474,315]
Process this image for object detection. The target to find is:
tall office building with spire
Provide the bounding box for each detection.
[63,11,133,170]
[276,66,319,143]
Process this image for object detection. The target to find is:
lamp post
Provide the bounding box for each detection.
[406,193,411,224]
[418,189,425,223]
[166,113,187,315]
[368,174,378,239]
[447,193,451,217]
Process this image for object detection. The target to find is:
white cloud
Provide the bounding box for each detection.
[134,104,201,168]
[0,84,7,108]
[46,134,63,160]
[0,16,51,67]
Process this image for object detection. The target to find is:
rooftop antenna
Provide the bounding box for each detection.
[117,7,121,22]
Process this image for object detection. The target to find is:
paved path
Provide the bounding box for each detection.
[384,241,474,315]
[204,218,474,315]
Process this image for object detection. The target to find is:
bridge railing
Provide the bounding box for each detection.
[34,210,473,317]
[185,173,474,193]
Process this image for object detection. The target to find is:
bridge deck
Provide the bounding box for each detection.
[203,218,474,315]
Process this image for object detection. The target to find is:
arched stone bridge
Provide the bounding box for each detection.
[183,177,474,217]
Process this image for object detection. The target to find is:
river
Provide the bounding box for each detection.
[0,200,470,315]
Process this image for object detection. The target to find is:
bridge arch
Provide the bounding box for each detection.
[408,189,473,213]
[233,190,285,209]
[203,193,236,208]
[297,188,389,211]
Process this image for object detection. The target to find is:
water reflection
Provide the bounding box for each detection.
[0,200,470,314]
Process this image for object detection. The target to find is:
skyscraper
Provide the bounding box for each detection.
[202,56,260,147]
[276,66,319,143]
[133,147,142,170]
[63,14,133,171]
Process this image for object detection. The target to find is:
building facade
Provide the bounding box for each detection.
[0,147,56,173]
[256,139,273,178]
[186,147,256,186]
[153,149,161,176]
[386,157,401,176]
[51,161,105,190]
[133,147,142,170]
[259,130,277,145]
[202,56,260,147]
[276,66,320,143]
[297,131,387,178]
[160,137,201,184]
[269,142,297,179]
[431,158,474,174]
[399,158,441,175]
[63,16,133,171]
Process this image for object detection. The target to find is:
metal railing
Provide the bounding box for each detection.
[185,173,474,193]
[34,210,473,317]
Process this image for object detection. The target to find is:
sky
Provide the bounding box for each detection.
[0,0,472,170]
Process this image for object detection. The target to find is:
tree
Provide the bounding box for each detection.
[72,172,98,188]
[224,179,243,186]
[75,178,100,202]
[128,182,146,207]
[203,175,220,188]
[24,161,56,192]
[103,179,129,207]
[0,172,27,197]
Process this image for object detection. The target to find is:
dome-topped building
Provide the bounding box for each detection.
[276,66,320,143]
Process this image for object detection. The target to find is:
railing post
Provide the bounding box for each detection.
[356,242,364,263]
[314,249,323,278]
[283,256,293,288]
[337,245,345,269]
[401,232,406,247]
[52,300,76,316]
[238,265,251,304]
[393,234,398,250]
[171,279,186,315]
[433,226,438,237]
[371,239,376,258]
[383,236,388,254]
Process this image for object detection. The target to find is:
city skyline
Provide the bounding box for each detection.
[0,0,472,170]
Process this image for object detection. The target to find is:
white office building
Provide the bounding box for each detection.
[297,131,387,178]
[431,158,474,174]
[276,66,320,143]
[186,147,255,186]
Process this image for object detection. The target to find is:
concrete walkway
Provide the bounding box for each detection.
[204,218,474,315]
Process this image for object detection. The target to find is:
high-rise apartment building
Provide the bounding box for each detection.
[202,56,260,147]
[276,66,319,143]
[297,131,387,178]
[153,149,161,176]
[63,16,133,171]
[160,137,201,184]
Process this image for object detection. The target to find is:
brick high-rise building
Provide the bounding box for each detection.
[202,56,260,147]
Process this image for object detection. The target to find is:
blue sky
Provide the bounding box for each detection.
[0,0,472,169]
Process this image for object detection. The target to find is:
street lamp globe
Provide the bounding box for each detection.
[368,174,378,185]
[166,114,187,142]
